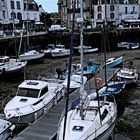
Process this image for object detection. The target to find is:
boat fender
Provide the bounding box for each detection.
[34,112,38,120]
[9,125,15,132]
[96,77,103,88]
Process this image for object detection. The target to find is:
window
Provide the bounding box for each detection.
[16,1,21,10]
[110,13,114,19]
[17,88,39,98]
[10,0,15,9]
[11,12,16,19]
[110,5,114,11]
[101,109,108,120]
[39,86,48,97]
[125,7,128,14]
[97,13,102,20]
[97,6,102,12]
[17,12,22,19]
[2,11,5,19]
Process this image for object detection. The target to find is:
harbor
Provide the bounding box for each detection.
[0,49,139,140]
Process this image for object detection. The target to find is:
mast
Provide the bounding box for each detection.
[62,1,76,140]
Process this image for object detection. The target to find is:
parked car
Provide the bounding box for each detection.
[49,25,66,31]
[14,28,27,34]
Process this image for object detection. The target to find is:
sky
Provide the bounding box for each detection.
[35,0,58,13]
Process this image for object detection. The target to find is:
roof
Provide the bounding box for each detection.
[18,80,48,90]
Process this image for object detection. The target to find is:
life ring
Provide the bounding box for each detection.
[96,77,103,87]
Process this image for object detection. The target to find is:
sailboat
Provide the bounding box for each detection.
[18,22,45,61]
[57,1,117,140]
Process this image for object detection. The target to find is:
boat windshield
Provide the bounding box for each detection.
[17,88,40,98]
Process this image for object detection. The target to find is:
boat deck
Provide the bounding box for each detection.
[14,68,119,140]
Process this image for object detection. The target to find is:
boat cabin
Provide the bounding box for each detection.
[17,80,48,98]
[0,56,9,64]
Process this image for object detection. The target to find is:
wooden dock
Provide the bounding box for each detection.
[14,68,119,140]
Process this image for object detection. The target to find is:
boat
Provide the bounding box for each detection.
[73,45,98,54]
[43,44,55,57]
[57,94,117,140]
[4,80,64,124]
[75,59,100,79]
[43,44,70,58]
[62,74,87,93]
[0,56,27,75]
[106,56,123,68]
[19,50,45,61]
[57,0,117,139]
[117,42,139,49]
[98,80,126,99]
[116,67,138,85]
[18,23,45,61]
[0,118,15,140]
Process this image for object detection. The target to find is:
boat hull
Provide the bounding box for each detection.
[106,57,123,68]
[19,53,44,61]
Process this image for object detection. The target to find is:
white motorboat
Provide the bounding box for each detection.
[73,45,98,54]
[0,56,27,75]
[43,44,70,57]
[19,50,45,61]
[4,80,64,124]
[116,67,138,84]
[117,42,139,49]
[57,95,117,140]
[62,74,87,93]
[0,118,15,140]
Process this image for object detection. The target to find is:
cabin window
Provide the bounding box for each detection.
[101,109,108,120]
[110,13,114,19]
[17,88,39,98]
[39,86,48,97]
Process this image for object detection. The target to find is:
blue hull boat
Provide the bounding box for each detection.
[75,62,100,79]
[106,56,123,68]
[99,81,125,98]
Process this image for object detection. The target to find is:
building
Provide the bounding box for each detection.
[0,0,46,30]
[58,0,140,29]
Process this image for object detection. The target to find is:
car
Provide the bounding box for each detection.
[14,28,27,34]
[49,25,66,31]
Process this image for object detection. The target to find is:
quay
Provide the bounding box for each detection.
[14,67,119,140]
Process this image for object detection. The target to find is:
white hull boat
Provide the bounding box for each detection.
[0,119,15,140]
[57,99,117,140]
[4,80,64,124]
[74,45,98,54]
[116,68,138,84]
[62,74,87,93]
[117,42,139,49]
[43,44,70,57]
[19,50,45,61]
[0,56,27,75]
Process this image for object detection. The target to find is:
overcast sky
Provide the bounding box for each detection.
[35,0,58,13]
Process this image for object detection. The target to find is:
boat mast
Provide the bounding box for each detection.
[78,0,87,120]
[62,1,76,140]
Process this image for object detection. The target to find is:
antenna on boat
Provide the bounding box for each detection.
[62,1,76,140]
